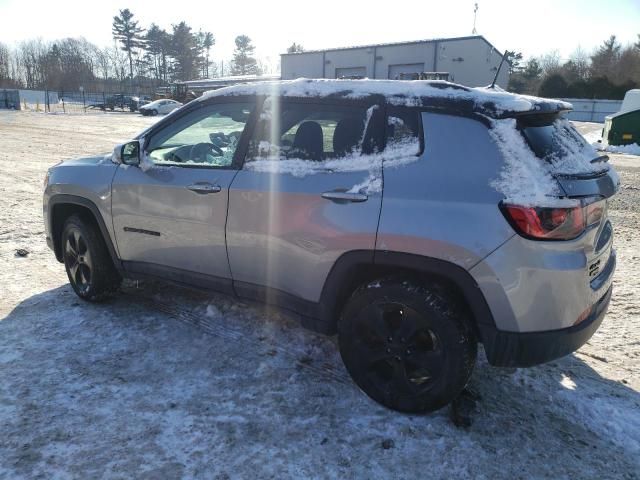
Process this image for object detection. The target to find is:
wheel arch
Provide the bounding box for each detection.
[49,195,121,270]
[318,250,497,340]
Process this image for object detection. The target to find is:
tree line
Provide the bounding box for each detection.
[508,35,640,99]
[0,9,271,92]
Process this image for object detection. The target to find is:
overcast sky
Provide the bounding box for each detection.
[1,0,638,67]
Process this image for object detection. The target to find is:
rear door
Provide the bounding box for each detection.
[111,98,255,287]
[226,97,384,304]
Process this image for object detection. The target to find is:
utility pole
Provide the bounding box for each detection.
[472,3,479,34]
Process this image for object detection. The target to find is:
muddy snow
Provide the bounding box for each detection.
[0,113,638,479]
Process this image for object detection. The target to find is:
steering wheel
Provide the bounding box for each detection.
[189,142,224,162]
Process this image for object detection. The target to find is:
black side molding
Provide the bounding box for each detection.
[123,227,161,237]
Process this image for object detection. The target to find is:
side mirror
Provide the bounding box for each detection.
[121,141,140,165]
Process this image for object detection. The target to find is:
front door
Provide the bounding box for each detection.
[111,99,255,286]
[226,97,384,304]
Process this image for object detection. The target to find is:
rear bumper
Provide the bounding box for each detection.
[480,285,612,367]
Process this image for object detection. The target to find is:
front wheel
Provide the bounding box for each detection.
[62,215,121,302]
[151,109,158,116]
[338,277,477,413]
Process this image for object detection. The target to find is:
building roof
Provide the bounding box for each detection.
[197,78,570,119]
[178,74,280,87]
[280,35,503,57]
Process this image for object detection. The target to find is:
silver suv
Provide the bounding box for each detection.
[43,79,618,413]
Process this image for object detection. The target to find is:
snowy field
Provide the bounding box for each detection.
[0,112,639,479]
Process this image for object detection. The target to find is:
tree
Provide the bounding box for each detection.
[286,43,304,54]
[145,24,172,81]
[522,58,543,80]
[538,73,568,98]
[112,9,145,80]
[567,47,590,81]
[540,50,561,75]
[202,32,215,77]
[505,51,523,74]
[590,35,621,80]
[170,22,198,81]
[231,35,260,75]
[507,58,542,94]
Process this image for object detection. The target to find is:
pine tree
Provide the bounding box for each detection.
[170,22,198,81]
[112,9,145,80]
[202,32,214,77]
[231,35,260,75]
[590,35,621,79]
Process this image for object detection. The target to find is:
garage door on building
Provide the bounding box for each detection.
[388,63,425,79]
[335,67,367,79]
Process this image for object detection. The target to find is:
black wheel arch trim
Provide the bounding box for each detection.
[48,194,122,271]
[317,250,497,337]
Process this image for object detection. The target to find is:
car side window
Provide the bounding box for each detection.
[146,102,253,168]
[246,101,372,163]
[386,107,422,155]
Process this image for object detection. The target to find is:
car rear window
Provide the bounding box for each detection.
[517,115,608,176]
[520,116,592,161]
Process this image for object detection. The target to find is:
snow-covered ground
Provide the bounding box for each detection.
[0,112,638,478]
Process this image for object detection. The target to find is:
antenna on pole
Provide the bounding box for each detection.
[472,3,479,34]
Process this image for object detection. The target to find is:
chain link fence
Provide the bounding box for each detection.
[1,84,159,114]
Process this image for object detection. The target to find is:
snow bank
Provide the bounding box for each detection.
[200,78,570,116]
[597,143,640,156]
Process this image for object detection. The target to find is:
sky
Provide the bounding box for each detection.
[1,0,639,69]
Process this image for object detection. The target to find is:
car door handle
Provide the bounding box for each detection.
[187,183,222,194]
[321,190,368,202]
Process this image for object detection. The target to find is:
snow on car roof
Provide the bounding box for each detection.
[198,78,572,118]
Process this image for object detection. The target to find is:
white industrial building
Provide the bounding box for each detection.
[281,35,509,88]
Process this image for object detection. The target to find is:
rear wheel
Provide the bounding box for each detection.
[62,215,121,302]
[338,277,477,413]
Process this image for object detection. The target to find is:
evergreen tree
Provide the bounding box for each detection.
[231,35,260,75]
[146,24,171,81]
[505,51,523,74]
[112,9,145,79]
[590,35,621,79]
[170,22,198,81]
[203,32,214,77]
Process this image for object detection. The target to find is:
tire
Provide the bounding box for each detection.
[151,109,158,116]
[61,214,121,302]
[338,277,477,413]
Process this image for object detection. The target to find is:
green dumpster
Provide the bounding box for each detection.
[603,89,640,146]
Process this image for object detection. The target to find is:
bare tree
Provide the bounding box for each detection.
[539,50,561,76]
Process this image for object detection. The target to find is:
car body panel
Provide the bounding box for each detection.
[110,164,237,279]
[376,113,515,270]
[43,155,119,255]
[226,170,382,302]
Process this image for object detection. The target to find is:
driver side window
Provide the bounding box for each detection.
[146,102,253,168]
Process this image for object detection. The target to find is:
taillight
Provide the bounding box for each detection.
[501,198,605,241]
